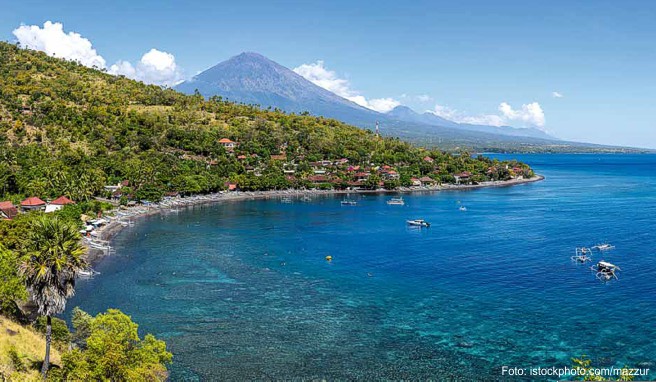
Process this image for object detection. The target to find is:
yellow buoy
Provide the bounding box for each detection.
[325,256,332,261]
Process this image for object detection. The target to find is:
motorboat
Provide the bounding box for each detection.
[387,197,405,206]
[407,219,430,227]
[341,200,357,206]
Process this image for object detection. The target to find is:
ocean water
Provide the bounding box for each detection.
[67,154,656,381]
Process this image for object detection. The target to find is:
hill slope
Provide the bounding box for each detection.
[0,315,61,380]
[0,42,534,202]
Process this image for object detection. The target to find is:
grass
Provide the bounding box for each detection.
[0,315,61,381]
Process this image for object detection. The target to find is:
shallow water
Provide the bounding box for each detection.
[68,154,656,380]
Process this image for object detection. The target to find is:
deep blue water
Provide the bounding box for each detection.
[68,154,656,381]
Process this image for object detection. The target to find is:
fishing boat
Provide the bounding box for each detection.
[78,269,100,279]
[407,219,430,227]
[591,243,614,251]
[341,200,357,206]
[571,247,592,263]
[387,197,405,206]
[459,206,467,211]
[592,260,621,281]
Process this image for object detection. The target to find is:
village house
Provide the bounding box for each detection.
[219,138,238,151]
[45,196,75,213]
[270,154,287,161]
[224,182,238,191]
[423,156,434,163]
[454,171,472,184]
[419,176,436,187]
[20,196,46,211]
[410,177,422,187]
[0,201,18,220]
[307,175,330,184]
[354,172,370,181]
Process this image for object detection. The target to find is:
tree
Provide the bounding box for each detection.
[60,309,172,381]
[0,245,27,316]
[18,215,87,377]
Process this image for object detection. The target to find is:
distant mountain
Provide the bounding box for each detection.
[385,106,555,140]
[175,52,380,126]
[177,53,604,151]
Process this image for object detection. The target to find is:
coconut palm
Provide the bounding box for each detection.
[19,215,87,376]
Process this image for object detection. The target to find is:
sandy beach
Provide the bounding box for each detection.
[84,175,544,266]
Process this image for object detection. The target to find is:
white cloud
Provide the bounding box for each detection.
[499,102,545,127]
[109,49,184,87]
[429,101,546,129]
[552,91,564,98]
[293,60,400,113]
[13,21,183,86]
[13,21,106,68]
[417,94,433,103]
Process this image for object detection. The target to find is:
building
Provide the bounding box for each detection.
[410,177,422,187]
[219,138,238,151]
[45,196,75,213]
[454,171,472,184]
[419,176,436,187]
[0,201,18,220]
[423,156,434,163]
[20,197,46,211]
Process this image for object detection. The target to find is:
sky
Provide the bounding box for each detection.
[2,0,655,148]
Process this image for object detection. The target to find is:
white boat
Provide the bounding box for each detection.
[387,197,405,206]
[592,243,614,251]
[407,219,430,227]
[459,206,467,211]
[592,260,621,281]
[341,200,357,206]
[78,269,100,279]
[281,197,293,204]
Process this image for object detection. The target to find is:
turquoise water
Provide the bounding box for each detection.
[68,154,656,380]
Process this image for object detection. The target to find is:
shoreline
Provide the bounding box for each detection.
[85,175,544,266]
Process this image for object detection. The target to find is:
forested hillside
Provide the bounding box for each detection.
[0,42,532,202]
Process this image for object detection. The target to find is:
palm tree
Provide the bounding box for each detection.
[19,215,87,376]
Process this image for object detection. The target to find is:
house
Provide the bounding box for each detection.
[307,175,330,184]
[419,176,436,187]
[219,138,238,151]
[270,154,287,161]
[423,156,434,163]
[20,197,46,211]
[45,196,75,213]
[410,177,421,187]
[354,172,370,181]
[454,171,472,184]
[381,170,400,180]
[225,182,238,191]
[237,155,247,160]
[0,201,18,220]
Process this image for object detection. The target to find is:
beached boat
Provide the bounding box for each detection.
[341,200,357,206]
[387,197,405,206]
[407,219,430,227]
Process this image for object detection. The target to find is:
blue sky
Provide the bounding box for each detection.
[2,0,655,148]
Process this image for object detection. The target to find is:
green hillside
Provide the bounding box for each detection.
[0,42,532,202]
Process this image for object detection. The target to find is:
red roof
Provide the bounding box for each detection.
[21,197,46,206]
[0,201,18,219]
[455,171,472,178]
[419,176,435,182]
[423,156,434,162]
[50,196,75,205]
[219,138,235,143]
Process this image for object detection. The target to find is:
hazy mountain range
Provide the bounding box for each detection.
[176,52,643,152]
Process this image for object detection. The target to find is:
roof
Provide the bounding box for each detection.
[423,156,434,162]
[21,196,46,206]
[270,154,286,160]
[219,138,235,143]
[419,176,435,182]
[0,201,18,219]
[50,196,75,205]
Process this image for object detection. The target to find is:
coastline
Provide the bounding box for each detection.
[85,175,544,266]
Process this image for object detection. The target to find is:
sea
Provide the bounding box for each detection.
[67,154,656,381]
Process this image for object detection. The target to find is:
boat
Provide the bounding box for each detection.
[459,206,467,211]
[592,260,621,281]
[78,269,100,279]
[387,197,405,206]
[407,219,430,227]
[571,247,592,263]
[341,200,357,206]
[591,243,614,251]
